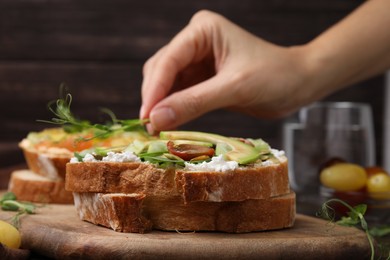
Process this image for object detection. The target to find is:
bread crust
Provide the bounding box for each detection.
[19,139,71,180]
[73,193,152,233]
[67,150,294,233]
[176,161,289,202]
[8,170,73,204]
[73,192,296,233]
[66,160,290,202]
[66,162,178,196]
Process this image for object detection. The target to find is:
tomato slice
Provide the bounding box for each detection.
[167,141,215,161]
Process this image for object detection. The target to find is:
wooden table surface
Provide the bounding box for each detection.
[0,192,374,260]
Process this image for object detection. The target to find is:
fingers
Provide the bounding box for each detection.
[140,12,216,120]
[140,46,172,119]
[148,73,236,131]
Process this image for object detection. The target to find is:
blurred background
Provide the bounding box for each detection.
[0,0,384,169]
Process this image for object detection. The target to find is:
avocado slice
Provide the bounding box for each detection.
[173,140,213,147]
[160,131,260,164]
[147,140,168,154]
[247,138,271,154]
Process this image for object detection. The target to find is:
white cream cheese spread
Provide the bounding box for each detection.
[70,149,285,167]
[271,149,285,160]
[82,153,99,162]
[102,151,141,163]
[184,155,239,172]
[261,149,286,166]
[70,151,140,163]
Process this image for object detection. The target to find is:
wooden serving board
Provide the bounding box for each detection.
[0,202,372,259]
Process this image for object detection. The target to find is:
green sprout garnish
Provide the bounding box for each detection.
[317,199,382,260]
[0,192,37,228]
[139,152,186,168]
[38,84,150,141]
[369,226,390,238]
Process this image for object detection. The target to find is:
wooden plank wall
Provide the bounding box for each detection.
[0,0,384,167]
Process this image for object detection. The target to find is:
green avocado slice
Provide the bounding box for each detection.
[160,131,260,164]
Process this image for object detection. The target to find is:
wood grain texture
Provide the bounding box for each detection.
[0,202,372,259]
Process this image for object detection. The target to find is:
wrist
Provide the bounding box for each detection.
[292,42,346,103]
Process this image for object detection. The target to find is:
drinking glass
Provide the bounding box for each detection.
[283,102,376,195]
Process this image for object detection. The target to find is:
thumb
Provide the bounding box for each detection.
[149,75,236,131]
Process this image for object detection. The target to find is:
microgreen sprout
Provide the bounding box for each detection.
[0,192,37,228]
[317,198,378,260]
[38,84,150,140]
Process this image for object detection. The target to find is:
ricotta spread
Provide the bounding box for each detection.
[261,149,286,166]
[70,151,140,163]
[184,155,239,172]
[102,151,140,163]
[82,153,99,162]
[271,149,285,159]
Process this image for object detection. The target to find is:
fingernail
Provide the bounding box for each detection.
[146,124,155,135]
[139,105,146,119]
[150,107,176,130]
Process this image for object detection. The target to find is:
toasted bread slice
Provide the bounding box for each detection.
[66,158,290,203]
[19,128,152,180]
[175,161,289,202]
[8,169,73,204]
[73,193,152,233]
[20,139,71,180]
[73,192,296,233]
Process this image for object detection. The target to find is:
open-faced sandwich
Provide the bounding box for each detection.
[9,91,151,204]
[66,130,295,233]
[8,89,295,233]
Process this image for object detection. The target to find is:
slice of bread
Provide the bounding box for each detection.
[65,130,294,233]
[8,169,73,204]
[19,128,152,181]
[73,193,152,233]
[20,139,71,180]
[17,128,151,204]
[175,161,289,202]
[73,192,296,233]
[66,162,177,197]
[66,159,290,203]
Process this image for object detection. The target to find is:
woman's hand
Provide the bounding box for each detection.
[140,10,315,132]
[141,0,390,132]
